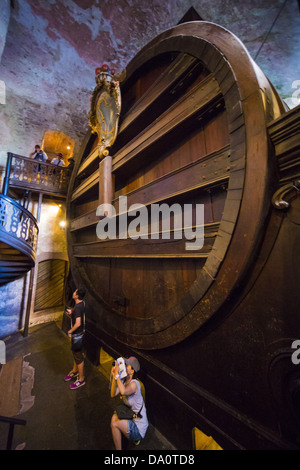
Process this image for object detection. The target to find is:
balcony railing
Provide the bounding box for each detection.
[3,153,72,197]
[0,193,39,263]
[0,415,27,450]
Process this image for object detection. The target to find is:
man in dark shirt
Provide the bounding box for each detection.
[64,288,86,389]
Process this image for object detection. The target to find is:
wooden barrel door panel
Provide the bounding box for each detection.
[67,22,284,349]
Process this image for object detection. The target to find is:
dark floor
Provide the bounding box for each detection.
[0,321,175,451]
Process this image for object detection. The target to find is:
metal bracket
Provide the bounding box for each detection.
[272,179,300,210]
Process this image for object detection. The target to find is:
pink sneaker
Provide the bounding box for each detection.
[64,371,79,381]
[69,378,85,390]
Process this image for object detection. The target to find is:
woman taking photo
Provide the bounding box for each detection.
[110,356,148,449]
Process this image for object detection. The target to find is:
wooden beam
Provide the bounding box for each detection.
[99,156,115,211]
[268,104,300,184]
[72,222,218,259]
[77,147,98,176]
[114,147,229,213]
[119,53,198,135]
[70,168,99,202]
[8,181,68,198]
[112,74,221,173]
[70,145,230,232]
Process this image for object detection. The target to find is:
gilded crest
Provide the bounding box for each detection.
[89,64,123,157]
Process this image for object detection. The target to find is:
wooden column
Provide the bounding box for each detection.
[23,192,43,337]
[99,155,114,216]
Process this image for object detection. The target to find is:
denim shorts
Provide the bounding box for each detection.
[127,420,142,441]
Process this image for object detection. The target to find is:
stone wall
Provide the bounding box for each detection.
[0,0,10,62]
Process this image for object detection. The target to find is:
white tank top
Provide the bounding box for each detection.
[123,379,148,438]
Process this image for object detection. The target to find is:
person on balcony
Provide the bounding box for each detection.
[51,153,65,166]
[29,145,48,162]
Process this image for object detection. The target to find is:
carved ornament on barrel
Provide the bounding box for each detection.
[88,64,124,209]
[89,64,122,159]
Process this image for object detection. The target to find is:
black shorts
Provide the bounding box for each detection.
[73,350,84,364]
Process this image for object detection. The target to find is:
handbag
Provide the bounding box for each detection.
[115,402,143,420]
[116,404,135,420]
[71,332,84,351]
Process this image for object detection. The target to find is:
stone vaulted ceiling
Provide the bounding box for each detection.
[0,0,299,170]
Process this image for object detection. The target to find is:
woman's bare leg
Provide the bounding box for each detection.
[111,413,129,450]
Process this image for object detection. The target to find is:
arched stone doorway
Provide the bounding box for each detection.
[42,130,75,166]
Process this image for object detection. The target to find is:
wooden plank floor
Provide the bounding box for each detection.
[0,357,23,417]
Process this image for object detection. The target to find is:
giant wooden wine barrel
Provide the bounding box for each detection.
[66,22,285,350]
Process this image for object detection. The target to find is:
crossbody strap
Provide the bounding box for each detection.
[136,403,143,418]
[82,300,86,333]
[132,380,144,418]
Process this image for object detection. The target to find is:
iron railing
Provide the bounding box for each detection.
[0,415,26,450]
[3,152,71,197]
[0,193,39,262]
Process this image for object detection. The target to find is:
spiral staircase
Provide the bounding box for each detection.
[0,152,71,285]
[0,195,38,285]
